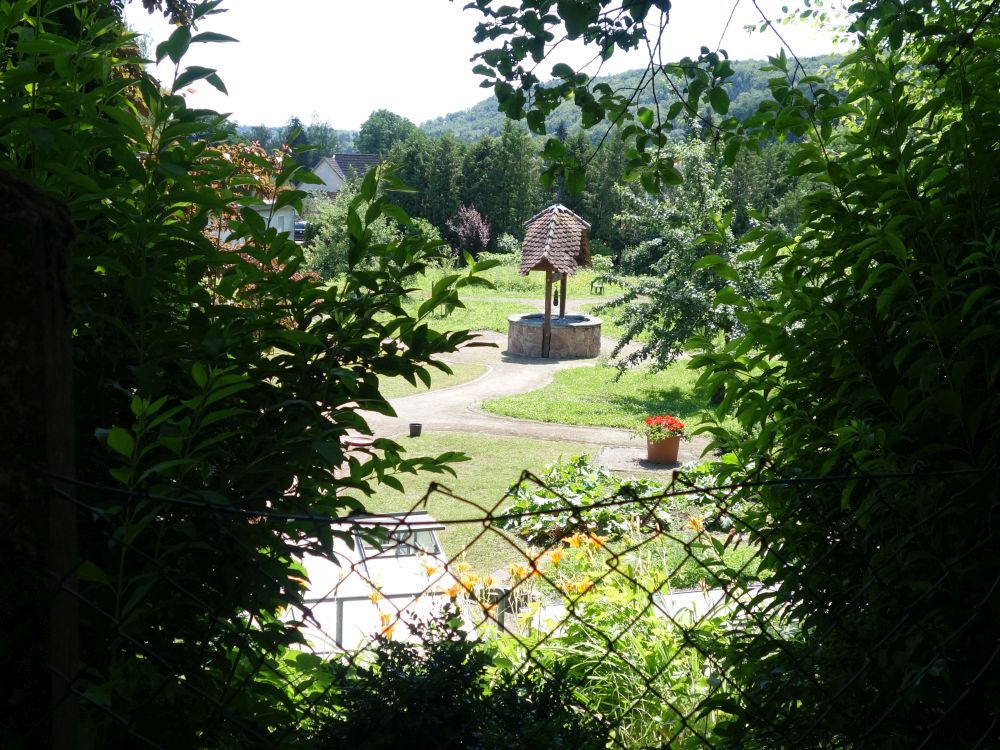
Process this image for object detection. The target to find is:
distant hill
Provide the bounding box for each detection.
[420,55,841,141]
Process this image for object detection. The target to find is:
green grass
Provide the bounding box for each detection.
[588,306,624,341]
[406,297,539,333]
[580,302,651,343]
[483,361,707,430]
[362,432,593,574]
[418,263,627,299]
[378,362,488,400]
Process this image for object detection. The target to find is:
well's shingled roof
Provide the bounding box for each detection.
[519,204,591,276]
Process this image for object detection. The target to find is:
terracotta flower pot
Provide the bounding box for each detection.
[646,435,680,464]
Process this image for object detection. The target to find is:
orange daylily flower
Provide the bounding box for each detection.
[509,562,530,580]
[587,532,608,548]
[557,576,595,595]
[421,561,441,577]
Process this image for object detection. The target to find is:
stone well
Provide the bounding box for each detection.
[507,313,602,359]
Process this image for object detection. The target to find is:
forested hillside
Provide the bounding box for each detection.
[230,55,840,155]
[421,55,840,140]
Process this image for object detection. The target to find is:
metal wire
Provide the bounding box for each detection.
[36,465,996,749]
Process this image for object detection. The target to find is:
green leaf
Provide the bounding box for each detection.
[359,164,379,201]
[526,109,546,134]
[557,0,592,38]
[172,65,219,93]
[708,86,730,115]
[156,24,191,64]
[380,475,404,492]
[543,138,566,159]
[204,72,228,95]
[190,31,238,45]
[191,363,208,388]
[107,426,134,458]
[565,167,585,194]
[714,287,746,306]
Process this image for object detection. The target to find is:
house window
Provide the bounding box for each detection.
[360,528,440,558]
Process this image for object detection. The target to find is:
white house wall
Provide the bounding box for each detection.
[311,160,344,194]
[218,203,297,244]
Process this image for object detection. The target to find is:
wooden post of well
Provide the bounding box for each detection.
[559,273,567,318]
[542,269,553,357]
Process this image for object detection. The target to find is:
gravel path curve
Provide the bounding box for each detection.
[361,330,711,466]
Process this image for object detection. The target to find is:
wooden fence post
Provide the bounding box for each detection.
[0,172,77,748]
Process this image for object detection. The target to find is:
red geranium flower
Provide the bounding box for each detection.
[639,414,686,441]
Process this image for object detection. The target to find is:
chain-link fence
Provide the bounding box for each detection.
[32,462,999,749]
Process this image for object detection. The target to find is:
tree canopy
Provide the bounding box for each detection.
[355,108,418,155]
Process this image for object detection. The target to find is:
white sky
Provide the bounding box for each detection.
[125,0,845,130]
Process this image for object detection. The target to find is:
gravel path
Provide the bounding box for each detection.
[361,329,711,468]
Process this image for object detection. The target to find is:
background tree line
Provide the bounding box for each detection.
[297,115,808,278]
[224,56,830,267]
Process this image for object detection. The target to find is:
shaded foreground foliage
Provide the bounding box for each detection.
[1,1,489,745]
[691,4,1000,747]
[6,0,1000,748]
[321,609,608,750]
[474,0,1000,746]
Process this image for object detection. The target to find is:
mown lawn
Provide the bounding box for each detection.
[362,431,594,574]
[418,263,625,299]
[483,361,708,430]
[580,301,651,343]
[378,361,488,400]
[405,297,539,334]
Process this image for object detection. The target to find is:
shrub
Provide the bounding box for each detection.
[447,204,491,261]
[499,456,670,545]
[320,607,608,749]
[495,232,522,255]
[476,251,519,267]
[589,238,613,258]
[590,254,613,275]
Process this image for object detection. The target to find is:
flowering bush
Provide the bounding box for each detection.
[639,414,685,442]
[498,455,666,545]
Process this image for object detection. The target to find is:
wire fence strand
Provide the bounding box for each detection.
[38,463,998,749]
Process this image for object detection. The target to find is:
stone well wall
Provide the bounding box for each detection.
[507,313,602,358]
